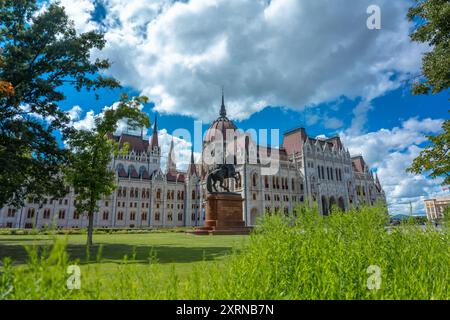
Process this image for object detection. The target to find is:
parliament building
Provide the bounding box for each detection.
[0,96,385,229]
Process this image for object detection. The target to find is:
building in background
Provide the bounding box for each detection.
[424,196,450,221]
[0,95,385,229]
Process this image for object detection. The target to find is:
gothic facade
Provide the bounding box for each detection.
[0,97,385,229]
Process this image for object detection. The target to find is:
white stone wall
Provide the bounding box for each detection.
[0,136,386,229]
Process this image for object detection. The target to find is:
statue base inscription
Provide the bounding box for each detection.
[188,193,251,235]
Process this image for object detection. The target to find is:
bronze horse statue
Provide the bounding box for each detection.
[207,164,241,193]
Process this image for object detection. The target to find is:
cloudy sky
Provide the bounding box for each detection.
[48,0,449,215]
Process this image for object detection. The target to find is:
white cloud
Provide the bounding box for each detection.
[341,117,446,215]
[53,0,426,122]
[324,116,344,130]
[158,128,201,172]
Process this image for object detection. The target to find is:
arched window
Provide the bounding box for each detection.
[155,212,160,221]
[192,190,196,200]
[252,173,257,187]
[178,213,183,221]
[156,189,161,200]
[291,178,295,191]
[27,208,35,218]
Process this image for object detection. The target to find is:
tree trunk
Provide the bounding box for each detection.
[87,212,94,248]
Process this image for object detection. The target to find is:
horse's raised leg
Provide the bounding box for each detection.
[220,179,230,192]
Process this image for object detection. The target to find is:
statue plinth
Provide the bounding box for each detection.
[188,193,251,235]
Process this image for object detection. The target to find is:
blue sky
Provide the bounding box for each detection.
[46,0,449,214]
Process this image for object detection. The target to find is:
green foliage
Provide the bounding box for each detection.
[1,206,448,300]
[407,116,450,185]
[407,0,450,95]
[0,0,120,208]
[64,95,150,246]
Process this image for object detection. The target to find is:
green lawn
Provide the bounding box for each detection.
[0,233,248,279]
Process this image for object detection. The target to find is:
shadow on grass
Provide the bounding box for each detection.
[0,243,239,265]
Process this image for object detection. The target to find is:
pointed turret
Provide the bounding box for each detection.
[188,147,198,177]
[150,115,159,150]
[219,87,226,117]
[167,137,177,173]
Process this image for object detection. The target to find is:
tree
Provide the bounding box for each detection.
[64,95,150,247]
[407,0,450,95]
[407,117,450,185]
[0,0,120,208]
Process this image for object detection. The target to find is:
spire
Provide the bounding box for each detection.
[150,115,159,149]
[219,87,226,117]
[167,137,176,173]
[188,147,197,176]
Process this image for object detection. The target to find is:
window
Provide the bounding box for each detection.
[73,211,79,219]
[141,213,147,221]
[102,211,109,220]
[252,174,257,187]
[167,213,173,221]
[178,213,183,221]
[58,210,65,219]
[64,199,68,205]
[130,212,136,221]
[117,211,124,220]
[7,208,16,217]
[43,209,51,219]
[155,212,160,221]
[191,213,196,221]
[27,208,35,219]
[105,201,109,207]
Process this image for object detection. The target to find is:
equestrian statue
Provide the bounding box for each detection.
[206,164,241,193]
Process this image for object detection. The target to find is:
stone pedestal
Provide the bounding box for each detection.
[188,193,251,235]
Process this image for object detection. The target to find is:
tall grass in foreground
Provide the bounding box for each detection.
[1,205,449,300]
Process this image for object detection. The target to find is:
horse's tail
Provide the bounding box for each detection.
[207,174,213,192]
